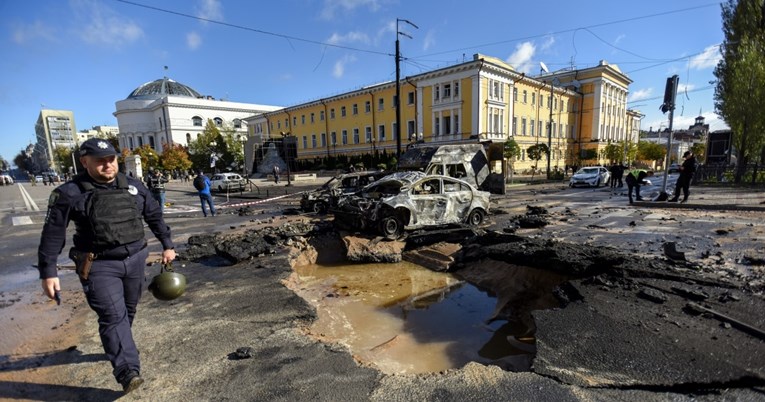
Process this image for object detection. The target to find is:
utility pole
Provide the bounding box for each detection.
[658,75,679,200]
[396,18,418,158]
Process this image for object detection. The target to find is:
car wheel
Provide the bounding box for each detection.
[595,178,601,187]
[467,209,485,226]
[312,201,328,214]
[379,215,403,240]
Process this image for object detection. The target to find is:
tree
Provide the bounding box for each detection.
[188,119,226,172]
[132,144,160,171]
[600,143,623,163]
[527,143,548,179]
[52,145,75,174]
[503,138,521,182]
[160,144,193,173]
[637,141,666,168]
[691,142,707,163]
[714,0,765,183]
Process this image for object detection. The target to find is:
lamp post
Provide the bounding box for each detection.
[546,77,560,178]
[395,18,418,158]
[209,140,217,173]
[280,131,292,187]
[238,135,247,178]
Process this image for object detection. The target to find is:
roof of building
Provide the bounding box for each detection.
[126,77,202,100]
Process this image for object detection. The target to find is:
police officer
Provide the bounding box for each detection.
[625,168,654,204]
[37,138,176,394]
[145,167,169,213]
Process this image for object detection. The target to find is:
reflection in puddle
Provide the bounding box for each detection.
[290,261,536,374]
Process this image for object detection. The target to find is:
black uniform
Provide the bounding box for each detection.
[38,171,174,386]
[625,169,651,204]
[670,154,697,202]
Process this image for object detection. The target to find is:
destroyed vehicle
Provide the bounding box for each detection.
[333,171,490,239]
[300,171,388,213]
[569,166,611,188]
[398,144,505,194]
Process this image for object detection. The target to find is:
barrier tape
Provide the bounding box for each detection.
[218,191,307,209]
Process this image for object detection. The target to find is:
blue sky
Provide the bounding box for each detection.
[1,0,726,164]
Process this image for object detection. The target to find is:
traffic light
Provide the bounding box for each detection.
[661,75,679,114]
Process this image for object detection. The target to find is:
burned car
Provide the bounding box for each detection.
[333,171,490,239]
[300,171,388,213]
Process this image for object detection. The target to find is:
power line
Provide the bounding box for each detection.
[115,0,393,57]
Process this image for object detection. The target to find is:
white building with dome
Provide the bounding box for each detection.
[113,77,281,154]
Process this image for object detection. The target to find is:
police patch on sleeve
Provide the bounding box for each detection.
[44,191,60,223]
[128,185,138,195]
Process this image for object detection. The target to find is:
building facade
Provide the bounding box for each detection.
[34,109,77,172]
[77,125,120,144]
[114,77,281,155]
[642,114,709,163]
[245,53,641,173]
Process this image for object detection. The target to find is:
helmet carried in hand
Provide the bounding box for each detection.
[148,263,187,301]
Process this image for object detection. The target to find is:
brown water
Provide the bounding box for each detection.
[289,261,536,374]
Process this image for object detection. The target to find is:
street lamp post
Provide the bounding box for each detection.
[280,131,292,187]
[238,135,247,178]
[395,18,418,158]
[209,141,217,173]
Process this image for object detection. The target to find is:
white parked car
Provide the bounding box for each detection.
[0,174,13,185]
[209,173,245,192]
[569,166,611,188]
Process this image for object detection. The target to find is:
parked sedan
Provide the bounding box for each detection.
[569,166,611,188]
[210,173,245,192]
[333,171,490,239]
[301,171,388,214]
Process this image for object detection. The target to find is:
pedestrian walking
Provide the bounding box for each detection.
[669,151,697,203]
[145,168,169,213]
[272,165,280,184]
[625,168,654,204]
[609,163,619,189]
[37,138,176,394]
[193,170,216,217]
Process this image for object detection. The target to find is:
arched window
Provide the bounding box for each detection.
[137,137,144,147]
[186,133,192,144]
[233,119,242,128]
[149,135,155,148]
[192,116,203,126]
[214,117,223,127]
[128,137,134,149]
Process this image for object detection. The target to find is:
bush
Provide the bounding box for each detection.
[547,170,565,180]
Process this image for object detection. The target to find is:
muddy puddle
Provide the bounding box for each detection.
[288,261,538,374]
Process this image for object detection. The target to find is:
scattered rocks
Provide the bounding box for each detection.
[662,242,686,261]
[638,287,668,303]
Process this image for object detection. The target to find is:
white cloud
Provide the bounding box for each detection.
[540,35,555,51]
[677,83,695,93]
[506,42,536,74]
[422,30,436,51]
[72,0,143,47]
[11,20,57,44]
[333,55,357,78]
[187,32,202,50]
[628,88,653,102]
[196,0,223,22]
[689,44,721,70]
[327,31,370,45]
[321,0,384,20]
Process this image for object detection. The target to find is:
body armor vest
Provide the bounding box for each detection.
[76,173,145,251]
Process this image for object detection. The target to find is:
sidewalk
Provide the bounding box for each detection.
[632,185,765,211]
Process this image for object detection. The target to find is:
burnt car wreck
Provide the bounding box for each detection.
[332,171,490,239]
[300,171,388,213]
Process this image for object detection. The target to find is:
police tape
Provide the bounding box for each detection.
[218,191,307,209]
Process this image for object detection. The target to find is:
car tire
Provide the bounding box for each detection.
[312,201,328,214]
[595,178,601,187]
[467,209,485,226]
[379,215,403,240]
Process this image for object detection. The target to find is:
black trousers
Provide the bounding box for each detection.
[626,177,641,203]
[673,175,691,200]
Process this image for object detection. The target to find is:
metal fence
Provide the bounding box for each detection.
[694,164,765,187]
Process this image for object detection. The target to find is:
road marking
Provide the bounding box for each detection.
[17,184,40,211]
[12,216,34,226]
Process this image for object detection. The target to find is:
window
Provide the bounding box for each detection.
[532,93,536,106]
[365,101,371,113]
[378,98,384,111]
[434,84,440,100]
[352,104,358,115]
[393,95,398,108]
[454,82,460,97]
[301,115,305,124]
[407,91,415,105]
[129,137,133,148]
[192,116,203,126]
[513,87,518,102]
[453,114,459,134]
[311,134,317,148]
[353,128,360,144]
[378,125,386,142]
[331,131,337,145]
[540,95,544,108]
[521,118,527,135]
[277,121,281,129]
[149,135,155,148]
[341,106,346,117]
[443,116,451,135]
[158,117,163,130]
[321,133,326,147]
[293,117,297,126]
[523,90,527,103]
[302,136,307,149]
[311,113,315,123]
[330,108,335,119]
[365,126,372,142]
[435,116,440,135]
[320,111,325,121]
[554,98,558,110]
[407,120,415,138]
[234,119,242,128]
[513,116,517,135]
[186,133,191,144]
[530,119,535,136]
[342,130,348,145]
[138,137,143,147]
[443,84,451,98]
[214,117,223,127]
[392,122,397,140]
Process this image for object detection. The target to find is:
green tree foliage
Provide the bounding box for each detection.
[637,141,666,167]
[0,157,9,171]
[503,138,521,181]
[160,144,193,172]
[714,0,765,182]
[526,143,548,168]
[580,148,598,163]
[132,144,160,171]
[600,143,623,163]
[52,145,75,174]
[691,142,707,162]
[188,120,223,172]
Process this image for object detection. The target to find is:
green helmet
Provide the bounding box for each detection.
[148,269,187,301]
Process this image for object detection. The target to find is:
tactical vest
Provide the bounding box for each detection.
[629,169,646,179]
[76,173,145,251]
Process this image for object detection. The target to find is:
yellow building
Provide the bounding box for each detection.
[244,53,640,174]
